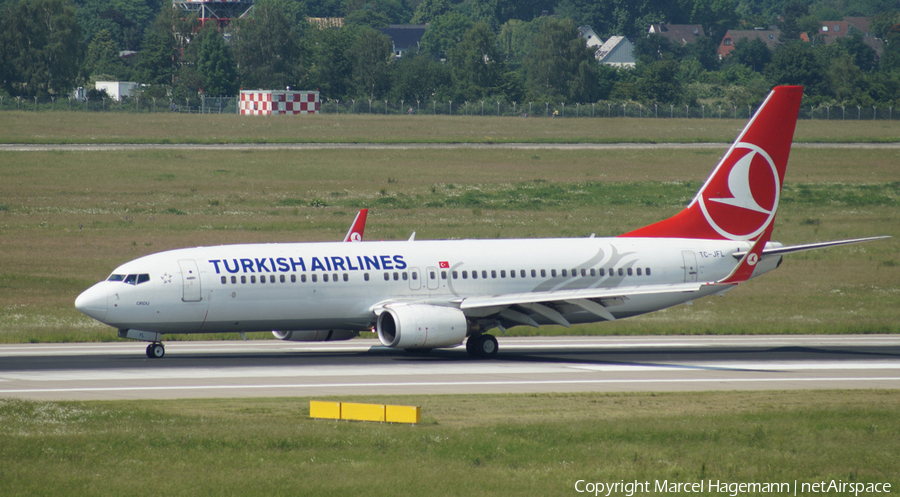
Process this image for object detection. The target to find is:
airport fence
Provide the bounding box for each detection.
[1,94,896,120]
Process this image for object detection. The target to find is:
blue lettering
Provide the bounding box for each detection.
[241,259,255,273]
[270,258,277,272]
[357,256,364,270]
[311,257,325,271]
[276,258,290,272]
[346,257,359,270]
[223,259,240,274]
[209,260,222,274]
[380,255,394,270]
[364,255,380,270]
[290,257,306,272]
[331,256,346,271]
[393,255,407,270]
[325,257,332,271]
[255,258,270,273]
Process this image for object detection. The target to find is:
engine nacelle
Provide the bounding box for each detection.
[376,304,468,349]
[272,330,358,341]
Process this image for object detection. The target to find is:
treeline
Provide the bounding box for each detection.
[2,0,900,108]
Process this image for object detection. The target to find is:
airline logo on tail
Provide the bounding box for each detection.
[699,142,779,241]
[621,85,802,242]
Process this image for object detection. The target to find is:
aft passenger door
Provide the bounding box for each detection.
[681,251,698,283]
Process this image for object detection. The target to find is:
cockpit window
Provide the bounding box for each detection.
[109,273,150,285]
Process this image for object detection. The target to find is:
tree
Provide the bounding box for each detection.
[726,37,771,73]
[419,12,474,59]
[766,41,825,95]
[523,17,598,103]
[84,29,128,80]
[0,0,83,97]
[633,33,682,66]
[690,0,737,42]
[410,0,451,24]
[347,28,392,100]
[133,23,175,87]
[448,22,507,100]
[231,0,306,90]
[305,27,356,100]
[196,26,237,96]
[638,59,684,104]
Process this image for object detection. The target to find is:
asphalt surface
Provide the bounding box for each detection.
[1,335,898,400]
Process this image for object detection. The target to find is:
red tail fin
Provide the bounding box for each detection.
[343,208,368,242]
[620,86,803,241]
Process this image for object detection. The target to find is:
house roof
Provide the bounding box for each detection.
[648,23,705,44]
[718,29,779,58]
[596,36,635,67]
[579,25,603,48]
[378,25,428,52]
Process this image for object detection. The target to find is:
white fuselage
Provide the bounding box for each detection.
[75,236,781,335]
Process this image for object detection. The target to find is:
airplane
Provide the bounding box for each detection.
[75,86,888,359]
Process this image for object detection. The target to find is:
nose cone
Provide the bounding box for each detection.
[75,283,108,322]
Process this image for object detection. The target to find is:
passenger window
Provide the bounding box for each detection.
[452,271,458,279]
[312,274,317,283]
[260,275,266,284]
[646,268,651,276]
[491,270,497,278]
[393,272,399,281]
[301,274,307,283]
[541,269,546,278]
[441,271,447,280]
[590,268,596,277]
[402,272,408,281]
[384,273,390,281]
[279,274,285,283]
[637,268,642,276]
[251,275,257,283]
[323,274,329,282]
[221,276,227,284]
[472,271,478,280]
[520,270,526,278]
[609,268,615,276]
[291,274,296,283]
[241,276,247,284]
[561,269,567,277]
[531,269,536,278]
[627,268,633,276]
[482,270,488,279]
[551,269,556,277]
[500,270,506,278]
[231,276,237,284]
[411,272,417,280]
[430,271,435,279]
[600,268,605,277]
[343,274,349,282]
[462,271,468,279]
[333,273,338,282]
[581,269,586,277]
[618,268,624,276]
[510,270,515,278]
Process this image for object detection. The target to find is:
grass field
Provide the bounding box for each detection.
[1,391,897,496]
[2,111,900,144]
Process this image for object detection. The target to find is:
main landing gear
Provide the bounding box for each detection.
[145,342,165,359]
[466,334,498,358]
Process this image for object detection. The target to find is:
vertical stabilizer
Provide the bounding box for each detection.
[620,86,803,241]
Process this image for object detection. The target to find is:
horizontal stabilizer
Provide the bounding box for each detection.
[734,236,890,258]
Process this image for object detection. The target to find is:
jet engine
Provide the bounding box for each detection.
[272,330,358,341]
[376,304,468,349]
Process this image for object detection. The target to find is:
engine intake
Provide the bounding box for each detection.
[376,304,468,349]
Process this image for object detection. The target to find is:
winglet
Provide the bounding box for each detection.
[343,208,368,242]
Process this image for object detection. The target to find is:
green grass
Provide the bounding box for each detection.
[2,111,900,144]
[0,391,897,496]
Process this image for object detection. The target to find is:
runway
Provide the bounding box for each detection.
[1,335,898,401]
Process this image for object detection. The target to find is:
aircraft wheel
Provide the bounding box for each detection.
[479,334,498,358]
[147,343,165,359]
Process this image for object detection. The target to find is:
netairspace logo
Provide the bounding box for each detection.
[573,479,892,497]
